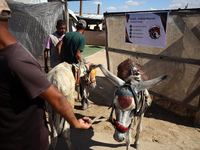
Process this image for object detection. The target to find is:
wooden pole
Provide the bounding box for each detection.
[79,0,82,16]
[97,4,100,15]
[65,0,69,32]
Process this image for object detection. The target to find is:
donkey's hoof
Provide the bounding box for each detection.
[133,143,139,149]
[82,103,93,110]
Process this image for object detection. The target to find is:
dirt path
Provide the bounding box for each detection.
[55,50,200,150]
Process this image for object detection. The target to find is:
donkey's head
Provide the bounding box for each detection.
[78,58,98,89]
[84,63,97,89]
[98,64,167,142]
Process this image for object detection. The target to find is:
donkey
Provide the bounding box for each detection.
[97,59,167,150]
[45,60,98,150]
[73,58,97,109]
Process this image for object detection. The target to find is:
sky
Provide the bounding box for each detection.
[68,0,200,14]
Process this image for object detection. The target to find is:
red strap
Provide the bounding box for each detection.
[114,120,129,132]
[88,63,96,83]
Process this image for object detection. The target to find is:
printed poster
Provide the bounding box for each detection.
[125,11,169,48]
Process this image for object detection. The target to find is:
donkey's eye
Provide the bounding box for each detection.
[129,109,135,117]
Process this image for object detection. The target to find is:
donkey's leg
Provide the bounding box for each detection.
[133,114,144,149]
[49,135,58,150]
[50,110,62,150]
[49,120,59,150]
[49,124,58,150]
[126,129,132,150]
[46,104,58,150]
[63,129,73,150]
[60,117,73,150]
[80,78,86,102]
[80,78,91,109]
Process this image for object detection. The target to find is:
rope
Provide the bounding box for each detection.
[88,105,112,124]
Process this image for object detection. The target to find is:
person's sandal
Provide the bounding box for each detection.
[82,103,93,110]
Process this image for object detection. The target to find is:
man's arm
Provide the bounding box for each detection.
[44,48,49,73]
[57,40,63,63]
[75,35,86,63]
[39,85,91,129]
[75,50,82,62]
[44,35,52,73]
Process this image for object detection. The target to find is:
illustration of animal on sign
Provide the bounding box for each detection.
[98,58,167,150]
[45,59,98,150]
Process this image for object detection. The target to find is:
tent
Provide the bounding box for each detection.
[7,0,78,67]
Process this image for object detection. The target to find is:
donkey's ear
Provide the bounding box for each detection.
[89,64,99,70]
[98,64,125,87]
[134,75,168,91]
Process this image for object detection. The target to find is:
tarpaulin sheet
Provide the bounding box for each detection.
[7,0,76,67]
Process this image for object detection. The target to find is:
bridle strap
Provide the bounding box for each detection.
[84,63,96,85]
[109,102,115,123]
[109,105,134,133]
[136,91,144,116]
[137,92,149,116]
[127,85,147,116]
[128,85,139,115]
[108,84,149,133]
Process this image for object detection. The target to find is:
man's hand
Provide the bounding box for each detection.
[75,50,82,62]
[77,117,92,129]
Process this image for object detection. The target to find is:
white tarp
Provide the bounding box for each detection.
[13,0,48,4]
[7,0,77,66]
[125,11,169,48]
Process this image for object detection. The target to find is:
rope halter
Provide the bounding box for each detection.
[109,84,146,133]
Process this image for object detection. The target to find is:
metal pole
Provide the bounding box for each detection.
[65,0,69,32]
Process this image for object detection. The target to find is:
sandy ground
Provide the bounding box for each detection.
[54,50,200,150]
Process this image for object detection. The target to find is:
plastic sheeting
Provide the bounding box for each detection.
[7,0,77,67]
[13,0,48,4]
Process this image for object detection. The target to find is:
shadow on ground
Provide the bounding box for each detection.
[88,76,196,128]
[54,76,198,150]
[88,76,116,107]
[145,102,196,128]
[55,129,126,150]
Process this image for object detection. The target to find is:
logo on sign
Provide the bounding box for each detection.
[149,25,161,39]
